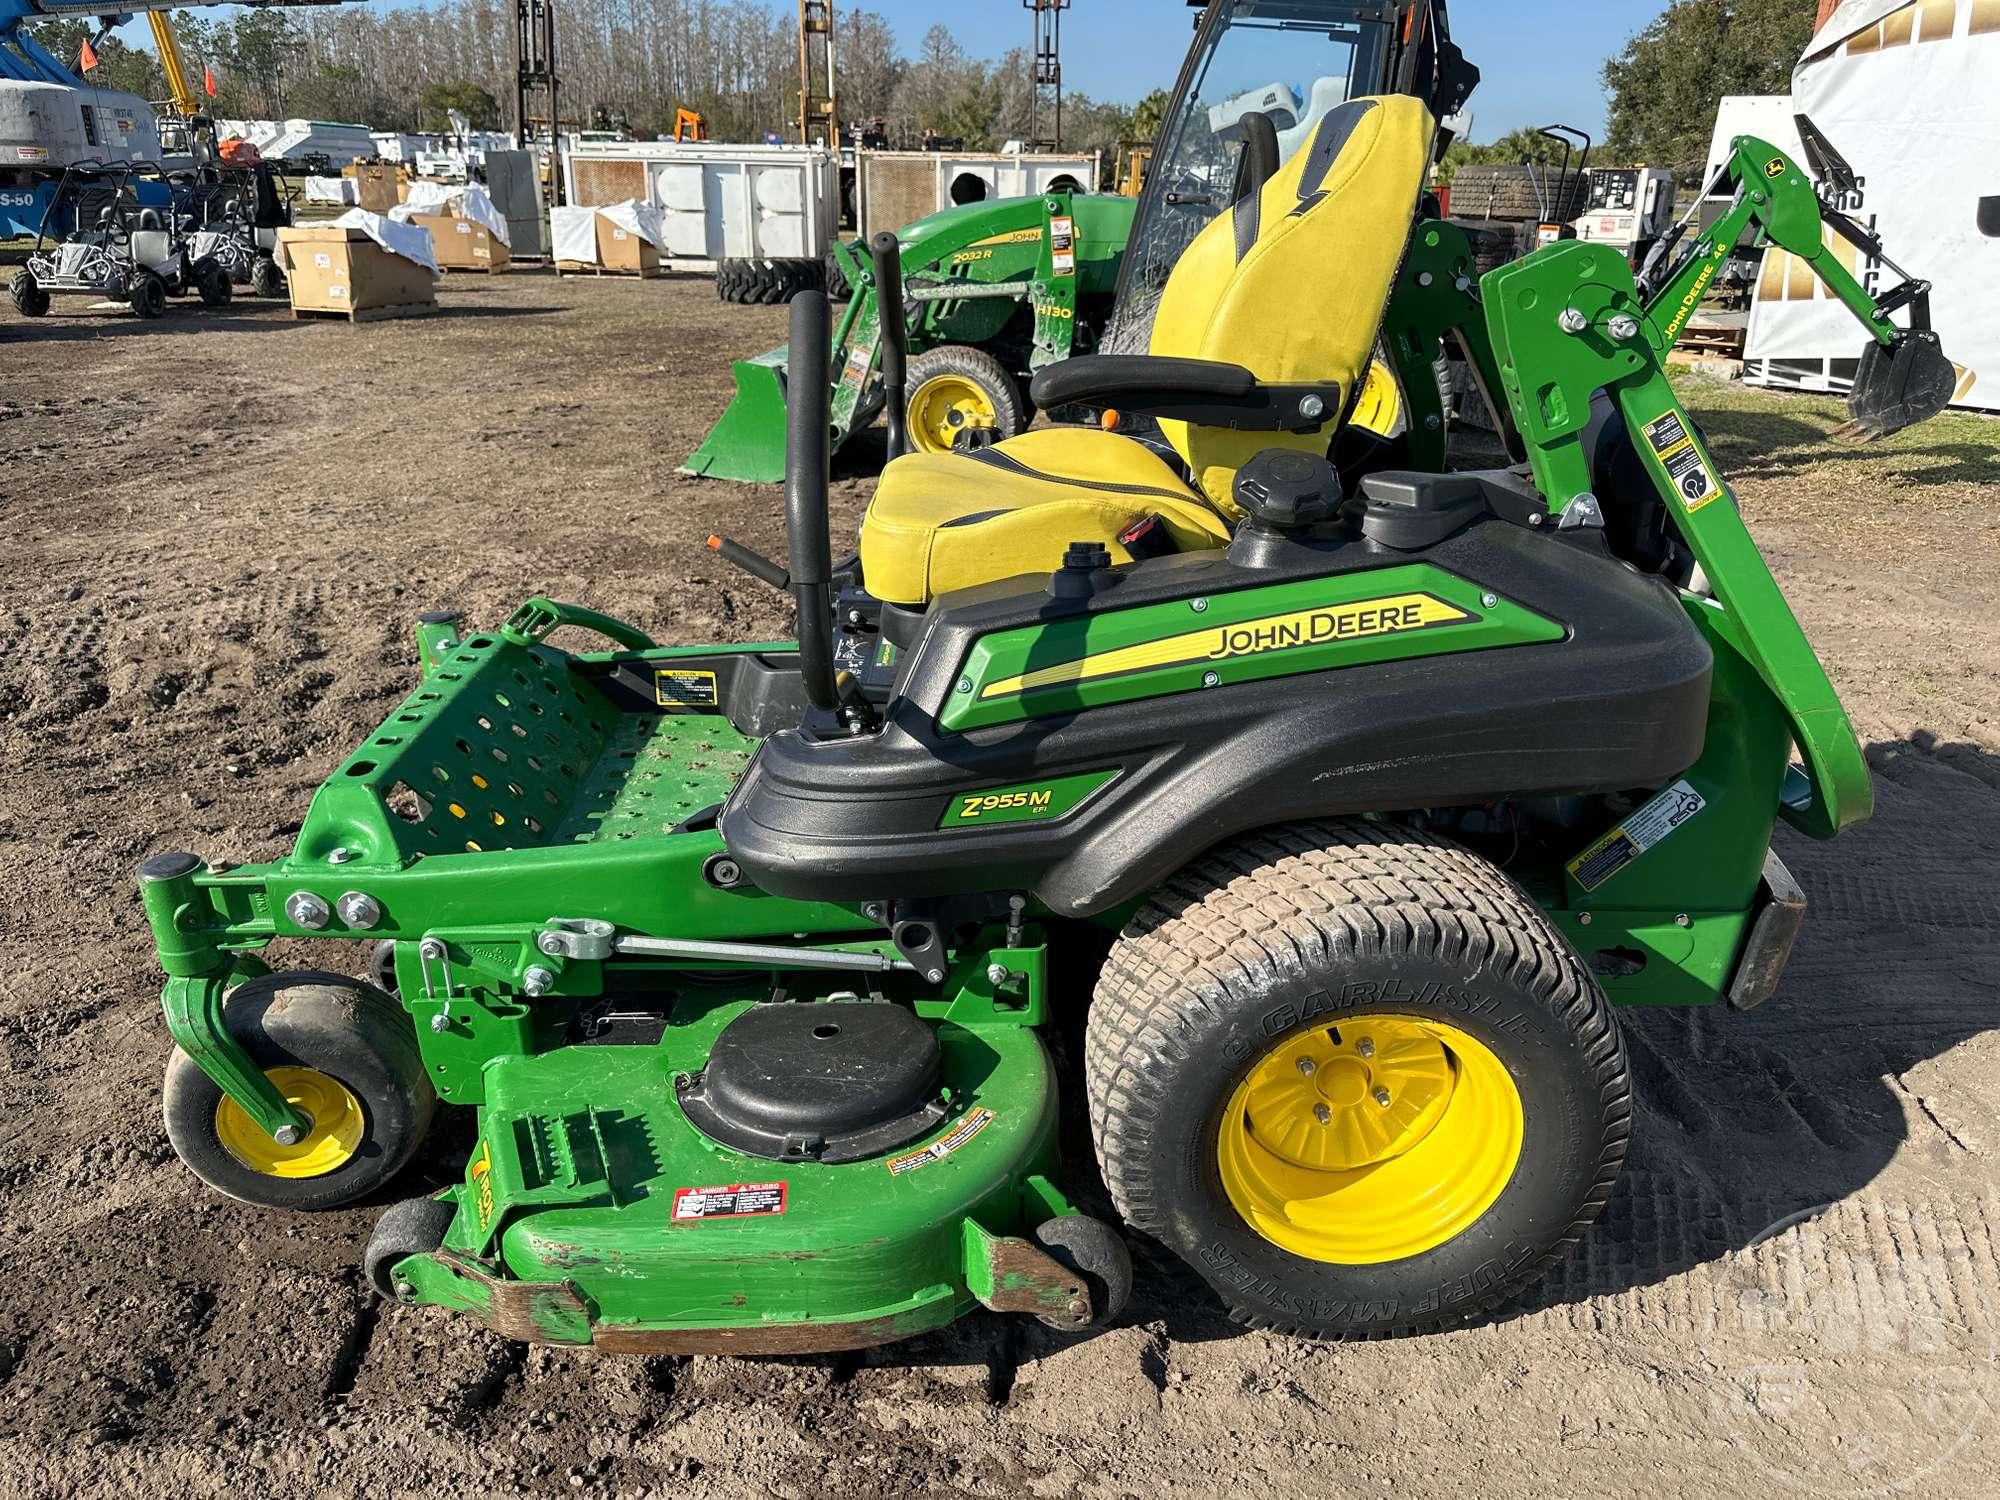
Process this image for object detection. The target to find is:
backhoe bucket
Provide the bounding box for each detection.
[680,347,792,483]
[1843,332,1955,440]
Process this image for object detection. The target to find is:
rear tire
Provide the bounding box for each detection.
[130,272,167,319]
[10,269,49,317]
[1086,819,1629,1339]
[163,971,436,1211]
[250,256,284,299]
[716,256,823,305]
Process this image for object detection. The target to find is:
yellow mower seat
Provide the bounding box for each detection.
[859,93,1434,605]
[860,427,1231,607]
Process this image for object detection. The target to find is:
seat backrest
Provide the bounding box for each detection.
[1149,94,1433,516]
[131,229,174,270]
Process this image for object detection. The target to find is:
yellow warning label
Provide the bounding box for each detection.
[1640,410,1724,513]
[888,1108,996,1175]
[654,668,719,709]
[982,592,1474,699]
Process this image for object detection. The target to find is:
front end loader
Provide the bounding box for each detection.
[682,190,1135,483]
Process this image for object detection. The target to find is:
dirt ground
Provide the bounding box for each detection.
[1,272,1997,1500]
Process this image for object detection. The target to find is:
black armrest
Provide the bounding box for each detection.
[1029,354,1340,434]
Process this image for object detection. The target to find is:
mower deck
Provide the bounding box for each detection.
[398,1003,1069,1353]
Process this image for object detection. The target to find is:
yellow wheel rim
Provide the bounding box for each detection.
[1217,1013,1523,1264]
[907,373,998,454]
[1350,358,1402,437]
[214,1066,364,1179]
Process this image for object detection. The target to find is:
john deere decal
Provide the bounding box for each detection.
[981,592,1473,699]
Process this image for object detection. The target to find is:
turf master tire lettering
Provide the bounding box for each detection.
[1085,820,1630,1338]
[903,344,1027,455]
[162,972,436,1211]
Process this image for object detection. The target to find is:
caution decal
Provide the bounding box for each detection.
[887,1108,995,1175]
[981,592,1476,699]
[1567,779,1707,892]
[1641,410,1724,513]
[654,668,719,709]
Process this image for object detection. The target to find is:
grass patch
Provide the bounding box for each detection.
[1670,370,1999,531]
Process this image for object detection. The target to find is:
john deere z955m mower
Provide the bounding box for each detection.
[140,25,1955,1347]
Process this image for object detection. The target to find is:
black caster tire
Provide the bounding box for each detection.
[9,270,48,317]
[163,970,435,1210]
[130,273,167,319]
[365,1194,457,1298]
[1032,1214,1133,1329]
[367,939,398,997]
[1087,819,1630,1340]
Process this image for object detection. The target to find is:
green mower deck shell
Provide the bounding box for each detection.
[388,1005,1068,1351]
[682,192,1136,483]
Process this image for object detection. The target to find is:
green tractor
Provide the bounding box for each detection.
[137,49,1953,1350]
[681,0,1478,484]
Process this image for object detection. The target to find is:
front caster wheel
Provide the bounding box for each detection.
[163,971,436,1210]
[365,1194,457,1298]
[1086,819,1630,1340]
[1032,1215,1133,1329]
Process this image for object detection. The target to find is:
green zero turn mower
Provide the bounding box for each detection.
[141,70,1955,1350]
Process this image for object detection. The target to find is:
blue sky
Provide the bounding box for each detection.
[115,1,1667,143]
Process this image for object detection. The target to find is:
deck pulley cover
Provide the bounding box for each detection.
[676,1001,947,1163]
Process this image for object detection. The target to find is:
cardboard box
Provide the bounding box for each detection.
[276,225,438,323]
[351,161,398,215]
[595,214,660,276]
[411,212,511,273]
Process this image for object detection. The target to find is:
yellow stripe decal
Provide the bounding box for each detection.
[981,592,1474,699]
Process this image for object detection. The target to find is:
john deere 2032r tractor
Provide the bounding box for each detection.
[682,0,1479,483]
[137,76,1954,1349]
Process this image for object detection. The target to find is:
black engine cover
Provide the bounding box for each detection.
[676,1002,947,1164]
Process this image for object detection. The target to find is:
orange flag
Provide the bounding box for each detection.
[203,64,217,97]
[78,37,99,72]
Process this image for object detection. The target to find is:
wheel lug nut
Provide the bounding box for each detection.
[1313,1103,1331,1125]
[1296,1057,1316,1076]
[1373,1087,1392,1108]
[1356,1038,1375,1059]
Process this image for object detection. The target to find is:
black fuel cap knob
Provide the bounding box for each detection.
[1050,539,1113,599]
[1233,448,1339,530]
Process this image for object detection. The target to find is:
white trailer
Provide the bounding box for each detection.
[561,140,838,272]
[854,150,1100,241]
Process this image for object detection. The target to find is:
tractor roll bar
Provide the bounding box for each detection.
[783,290,840,713]
[870,230,910,462]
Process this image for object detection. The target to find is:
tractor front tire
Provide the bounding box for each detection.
[250,256,285,299]
[903,345,1027,455]
[130,272,167,319]
[1086,819,1630,1340]
[10,270,48,317]
[163,971,436,1211]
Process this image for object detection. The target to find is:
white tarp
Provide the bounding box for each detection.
[1743,0,1997,411]
[303,176,356,205]
[387,182,512,246]
[328,209,440,275]
[549,200,664,264]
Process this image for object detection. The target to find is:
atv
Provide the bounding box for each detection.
[176,160,295,299]
[138,90,1952,1351]
[11,161,232,320]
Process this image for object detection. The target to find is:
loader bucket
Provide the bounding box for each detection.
[1843,332,1956,441]
[680,347,792,483]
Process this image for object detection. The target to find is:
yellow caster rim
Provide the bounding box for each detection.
[214,1066,364,1179]
[1217,1013,1523,1264]
[907,373,998,454]
[1350,358,1403,437]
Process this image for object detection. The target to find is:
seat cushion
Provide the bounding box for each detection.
[861,427,1232,606]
